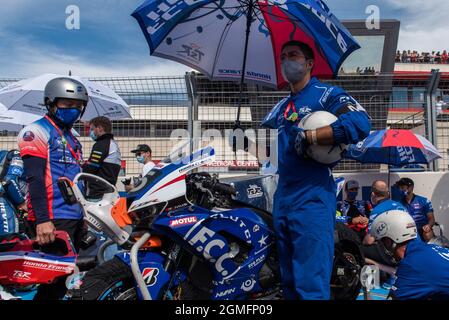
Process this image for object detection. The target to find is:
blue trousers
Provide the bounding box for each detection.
[273,186,336,300]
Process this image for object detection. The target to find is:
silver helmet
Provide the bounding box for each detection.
[44,77,89,107]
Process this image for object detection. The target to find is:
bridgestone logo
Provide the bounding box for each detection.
[23,260,73,273]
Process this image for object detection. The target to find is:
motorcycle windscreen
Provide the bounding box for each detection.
[75,175,116,201]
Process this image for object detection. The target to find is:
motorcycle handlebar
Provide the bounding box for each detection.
[211,182,237,196]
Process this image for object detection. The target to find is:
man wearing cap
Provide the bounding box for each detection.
[396,177,435,241]
[124,144,155,192]
[337,180,371,240]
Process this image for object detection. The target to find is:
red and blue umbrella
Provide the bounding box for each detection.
[132,0,360,88]
[132,0,360,123]
[345,129,442,166]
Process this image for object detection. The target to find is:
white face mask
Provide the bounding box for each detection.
[281,59,308,84]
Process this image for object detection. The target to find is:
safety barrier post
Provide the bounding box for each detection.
[425,69,441,172]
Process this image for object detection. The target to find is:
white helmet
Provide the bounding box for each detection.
[370,210,417,244]
[298,111,347,164]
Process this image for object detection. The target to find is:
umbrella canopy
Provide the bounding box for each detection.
[0,73,132,121]
[0,103,80,136]
[0,103,41,126]
[132,0,360,89]
[345,129,442,166]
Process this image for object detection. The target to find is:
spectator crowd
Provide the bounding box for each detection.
[397,50,449,64]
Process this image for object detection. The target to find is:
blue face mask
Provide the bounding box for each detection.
[89,129,97,141]
[347,191,358,200]
[136,156,144,164]
[55,108,81,127]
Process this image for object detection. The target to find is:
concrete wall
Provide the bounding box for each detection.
[395,63,449,73]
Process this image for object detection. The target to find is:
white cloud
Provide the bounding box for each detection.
[381,0,449,50]
[0,29,190,78]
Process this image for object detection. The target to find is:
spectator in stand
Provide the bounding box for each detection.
[396,50,401,62]
[407,50,412,63]
[442,50,448,64]
[430,51,436,64]
[418,51,424,63]
[401,50,408,63]
[435,51,441,64]
[411,51,417,63]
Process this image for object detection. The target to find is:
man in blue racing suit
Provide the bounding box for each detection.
[370,210,449,299]
[0,150,27,236]
[337,179,371,240]
[241,41,371,299]
[396,177,435,241]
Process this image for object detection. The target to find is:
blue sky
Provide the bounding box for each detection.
[0,0,447,77]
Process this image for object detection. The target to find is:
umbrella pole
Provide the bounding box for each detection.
[388,146,391,191]
[235,0,254,128]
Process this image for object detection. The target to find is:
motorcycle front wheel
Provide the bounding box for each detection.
[70,257,137,300]
[69,256,208,300]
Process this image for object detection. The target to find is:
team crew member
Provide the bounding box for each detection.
[124,144,155,192]
[82,116,121,199]
[370,210,449,299]
[337,180,371,239]
[237,41,371,299]
[363,180,408,245]
[18,77,88,300]
[396,177,435,241]
[362,180,408,266]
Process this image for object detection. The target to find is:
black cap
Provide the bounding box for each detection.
[395,177,414,187]
[131,144,152,154]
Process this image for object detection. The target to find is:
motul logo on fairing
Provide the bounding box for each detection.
[169,216,197,227]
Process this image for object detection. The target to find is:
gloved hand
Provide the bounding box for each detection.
[288,126,309,158]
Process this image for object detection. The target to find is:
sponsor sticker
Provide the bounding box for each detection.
[169,216,198,228]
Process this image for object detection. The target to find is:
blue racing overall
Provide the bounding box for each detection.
[261,77,371,299]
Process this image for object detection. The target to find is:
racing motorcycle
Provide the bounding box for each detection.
[65,145,364,300]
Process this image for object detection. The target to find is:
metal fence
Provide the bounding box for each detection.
[0,71,446,176]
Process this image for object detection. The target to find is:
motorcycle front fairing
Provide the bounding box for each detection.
[126,146,215,213]
[147,204,275,300]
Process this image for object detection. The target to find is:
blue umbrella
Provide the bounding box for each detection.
[132,0,360,123]
[345,129,442,166]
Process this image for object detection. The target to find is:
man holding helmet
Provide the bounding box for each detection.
[370,210,449,299]
[234,41,371,299]
[18,77,88,299]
